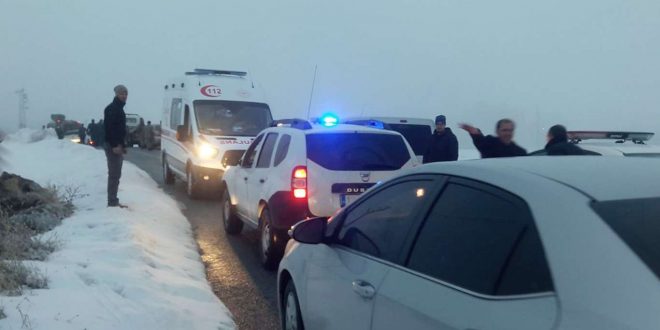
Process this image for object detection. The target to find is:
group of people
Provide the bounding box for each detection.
[78,119,106,147]
[423,115,588,163]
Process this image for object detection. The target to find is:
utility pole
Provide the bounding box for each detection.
[15,89,28,129]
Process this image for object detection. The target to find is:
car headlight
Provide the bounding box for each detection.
[197,141,219,159]
[70,137,81,143]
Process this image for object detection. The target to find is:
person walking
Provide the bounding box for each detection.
[77,124,86,144]
[87,119,96,145]
[144,120,155,150]
[423,115,459,163]
[460,119,527,158]
[104,85,128,207]
[97,119,105,148]
[545,125,589,155]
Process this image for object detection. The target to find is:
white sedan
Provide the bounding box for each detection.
[278,157,660,330]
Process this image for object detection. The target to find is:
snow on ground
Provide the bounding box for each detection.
[0,130,234,330]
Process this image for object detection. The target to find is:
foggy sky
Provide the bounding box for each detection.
[2,0,660,149]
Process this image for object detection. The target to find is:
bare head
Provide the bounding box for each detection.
[114,85,128,102]
[496,119,515,145]
[547,124,568,142]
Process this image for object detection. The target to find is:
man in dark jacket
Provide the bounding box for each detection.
[460,119,527,158]
[423,115,459,163]
[87,119,96,145]
[104,85,128,207]
[545,124,588,155]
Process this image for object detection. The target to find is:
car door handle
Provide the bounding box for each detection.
[352,280,375,299]
[244,177,248,181]
[259,179,265,184]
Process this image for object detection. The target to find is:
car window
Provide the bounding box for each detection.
[257,133,278,168]
[273,134,291,166]
[306,133,411,171]
[407,181,554,296]
[170,98,182,129]
[242,134,264,168]
[388,124,432,156]
[592,198,660,280]
[336,179,435,264]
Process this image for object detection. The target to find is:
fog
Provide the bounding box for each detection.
[2,0,659,149]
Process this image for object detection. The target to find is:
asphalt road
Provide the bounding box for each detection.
[125,148,279,330]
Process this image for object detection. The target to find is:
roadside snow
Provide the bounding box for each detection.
[0,130,234,330]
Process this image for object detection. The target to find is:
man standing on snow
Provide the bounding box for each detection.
[423,115,459,163]
[460,119,527,158]
[104,85,128,207]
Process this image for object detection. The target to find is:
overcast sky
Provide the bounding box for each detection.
[1,0,659,148]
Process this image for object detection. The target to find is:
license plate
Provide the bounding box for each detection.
[332,183,376,195]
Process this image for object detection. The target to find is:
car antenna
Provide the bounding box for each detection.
[306,65,318,120]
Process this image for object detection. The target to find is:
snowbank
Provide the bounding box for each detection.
[0,131,234,330]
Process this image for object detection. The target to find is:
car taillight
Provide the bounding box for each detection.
[292,166,307,199]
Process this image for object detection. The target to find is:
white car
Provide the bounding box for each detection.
[222,117,419,269]
[278,156,660,330]
[531,131,660,157]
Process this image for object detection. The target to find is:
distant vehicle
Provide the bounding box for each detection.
[222,116,419,269]
[342,117,434,162]
[530,131,660,157]
[161,69,273,198]
[138,123,161,150]
[125,113,143,147]
[279,157,660,330]
[47,114,83,142]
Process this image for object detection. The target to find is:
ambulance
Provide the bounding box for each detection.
[161,69,273,198]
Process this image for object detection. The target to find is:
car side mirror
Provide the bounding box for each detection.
[289,217,328,244]
[176,125,187,142]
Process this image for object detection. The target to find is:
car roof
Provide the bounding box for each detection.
[578,142,660,156]
[265,124,404,135]
[417,157,660,201]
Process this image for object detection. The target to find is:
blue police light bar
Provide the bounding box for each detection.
[320,113,339,127]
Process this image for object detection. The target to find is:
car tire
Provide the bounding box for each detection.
[259,207,284,270]
[186,166,203,199]
[222,187,243,235]
[282,280,305,330]
[162,157,175,185]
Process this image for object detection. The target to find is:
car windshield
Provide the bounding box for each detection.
[306,133,411,171]
[592,198,660,279]
[194,100,272,136]
[387,124,432,156]
[126,118,138,124]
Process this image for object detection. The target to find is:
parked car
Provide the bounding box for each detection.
[222,117,419,269]
[530,131,660,157]
[279,156,660,330]
[161,69,273,198]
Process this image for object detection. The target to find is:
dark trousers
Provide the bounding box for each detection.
[104,146,123,205]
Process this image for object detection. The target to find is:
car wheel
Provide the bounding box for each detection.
[162,158,175,185]
[259,207,283,270]
[222,187,243,235]
[282,280,304,330]
[186,166,203,199]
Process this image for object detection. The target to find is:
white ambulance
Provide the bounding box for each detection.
[161,69,273,198]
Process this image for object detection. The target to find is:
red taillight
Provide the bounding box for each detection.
[292,166,307,199]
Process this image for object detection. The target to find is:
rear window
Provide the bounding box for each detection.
[592,198,660,279]
[388,124,432,156]
[306,133,411,171]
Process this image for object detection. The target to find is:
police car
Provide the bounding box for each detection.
[221,115,420,269]
[531,131,660,157]
[569,131,660,157]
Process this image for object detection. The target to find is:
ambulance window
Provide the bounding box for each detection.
[273,134,291,167]
[257,133,279,168]
[170,98,183,129]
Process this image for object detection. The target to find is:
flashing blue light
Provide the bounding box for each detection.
[320,113,339,127]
